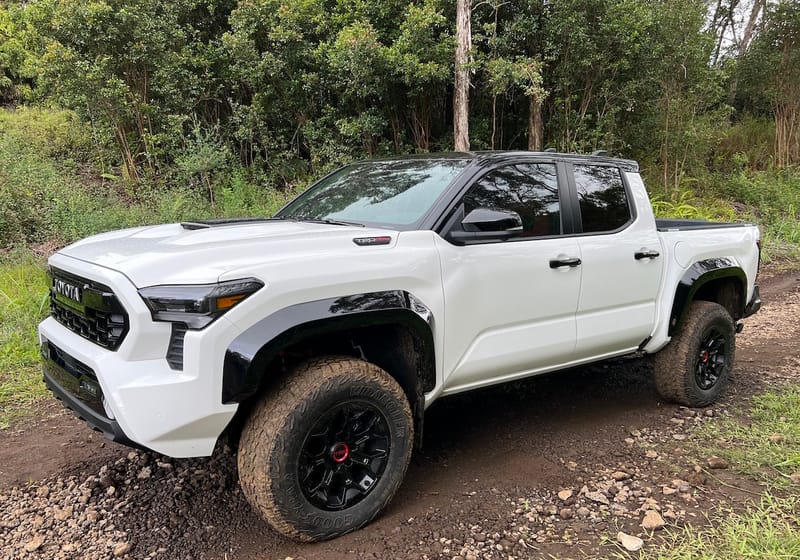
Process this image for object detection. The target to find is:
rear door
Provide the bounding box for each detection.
[569,164,664,360]
[435,160,582,394]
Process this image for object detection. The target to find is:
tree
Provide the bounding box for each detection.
[454,0,471,151]
[738,1,800,167]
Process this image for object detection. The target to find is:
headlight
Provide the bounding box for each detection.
[138,278,264,329]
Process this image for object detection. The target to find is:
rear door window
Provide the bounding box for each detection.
[573,165,631,233]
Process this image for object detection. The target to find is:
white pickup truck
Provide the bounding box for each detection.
[39,151,761,541]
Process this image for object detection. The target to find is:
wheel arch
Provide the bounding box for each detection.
[668,258,746,336]
[222,291,436,443]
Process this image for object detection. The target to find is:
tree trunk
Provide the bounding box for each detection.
[454,0,471,152]
[528,95,543,151]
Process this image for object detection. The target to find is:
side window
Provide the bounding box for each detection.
[462,163,561,237]
[573,165,631,233]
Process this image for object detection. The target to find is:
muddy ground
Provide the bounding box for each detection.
[1,268,799,560]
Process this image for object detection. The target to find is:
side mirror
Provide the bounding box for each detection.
[447,208,523,244]
[461,208,523,232]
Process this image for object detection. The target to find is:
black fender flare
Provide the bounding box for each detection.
[668,257,746,336]
[221,290,436,404]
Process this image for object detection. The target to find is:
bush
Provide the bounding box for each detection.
[0,107,298,247]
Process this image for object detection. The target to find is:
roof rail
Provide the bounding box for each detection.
[591,149,609,157]
[544,147,557,153]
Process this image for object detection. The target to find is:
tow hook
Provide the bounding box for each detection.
[735,322,744,334]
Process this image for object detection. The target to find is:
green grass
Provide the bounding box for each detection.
[695,386,800,486]
[643,494,800,560]
[0,251,49,428]
[632,386,800,559]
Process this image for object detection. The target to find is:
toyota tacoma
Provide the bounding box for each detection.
[39,151,761,541]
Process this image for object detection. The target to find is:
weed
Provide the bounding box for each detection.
[696,386,800,487]
[642,494,800,559]
[0,251,49,428]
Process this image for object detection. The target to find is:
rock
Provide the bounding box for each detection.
[113,542,132,556]
[475,533,486,542]
[662,486,677,495]
[24,535,45,552]
[768,433,784,443]
[789,473,800,484]
[86,510,100,523]
[617,531,644,552]
[611,471,630,481]
[624,437,635,445]
[35,485,50,498]
[645,449,659,459]
[559,508,573,520]
[706,456,729,469]
[576,507,591,518]
[557,489,573,501]
[641,510,665,530]
[672,434,687,441]
[54,506,73,521]
[137,467,152,480]
[704,409,714,417]
[585,491,610,506]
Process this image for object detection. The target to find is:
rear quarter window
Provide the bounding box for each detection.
[573,165,631,233]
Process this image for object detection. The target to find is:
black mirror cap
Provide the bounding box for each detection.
[461,208,523,232]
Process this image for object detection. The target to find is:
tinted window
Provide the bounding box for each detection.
[277,159,469,227]
[462,163,561,237]
[573,165,631,233]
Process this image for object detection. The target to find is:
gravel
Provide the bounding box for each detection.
[0,445,254,560]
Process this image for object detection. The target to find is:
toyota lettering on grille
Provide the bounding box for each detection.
[53,278,84,304]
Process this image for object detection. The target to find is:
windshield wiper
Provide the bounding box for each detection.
[273,216,366,227]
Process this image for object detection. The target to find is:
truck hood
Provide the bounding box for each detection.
[58,220,397,287]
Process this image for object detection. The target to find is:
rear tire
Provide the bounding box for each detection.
[237,356,413,542]
[654,301,735,407]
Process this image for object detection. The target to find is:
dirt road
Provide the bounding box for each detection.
[2,269,799,559]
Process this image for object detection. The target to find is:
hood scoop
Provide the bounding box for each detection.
[181,217,272,230]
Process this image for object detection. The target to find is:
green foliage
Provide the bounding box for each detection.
[696,386,800,486]
[0,107,295,247]
[642,494,800,560]
[0,251,49,428]
[650,190,736,222]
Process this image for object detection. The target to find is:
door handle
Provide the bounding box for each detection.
[549,257,582,269]
[635,250,660,260]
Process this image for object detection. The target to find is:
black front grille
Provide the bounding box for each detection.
[49,268,129,350]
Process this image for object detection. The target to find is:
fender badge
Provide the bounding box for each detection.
[353,236,392,246]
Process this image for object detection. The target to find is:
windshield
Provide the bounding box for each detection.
[276,159,470,228]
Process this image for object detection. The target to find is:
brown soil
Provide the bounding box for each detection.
[1,268,798,560]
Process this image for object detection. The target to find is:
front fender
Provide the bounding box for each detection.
[221,290,435,404]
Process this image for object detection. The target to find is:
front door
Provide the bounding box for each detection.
[435,161,582,394]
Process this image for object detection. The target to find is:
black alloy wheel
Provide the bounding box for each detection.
[653,300,736,407]
[298,401,391,511]
[695,327,729,390]
[237,357,413,541]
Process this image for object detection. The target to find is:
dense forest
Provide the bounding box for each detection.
[0,0,798,254]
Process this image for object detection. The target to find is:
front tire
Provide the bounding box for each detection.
[237,356,413,542]
[654,301,736,407]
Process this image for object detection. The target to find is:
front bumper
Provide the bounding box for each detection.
[38,254,240,458]
[42,341,143,450]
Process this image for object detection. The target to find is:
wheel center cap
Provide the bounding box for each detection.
[702,351,710,363]
[331,442,350,463]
